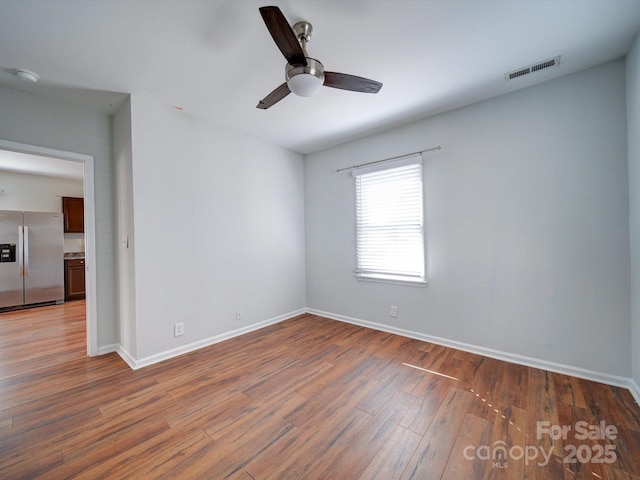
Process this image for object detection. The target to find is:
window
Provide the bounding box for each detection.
[353,154,426,285]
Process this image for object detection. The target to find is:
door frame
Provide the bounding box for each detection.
[0,139,98,356]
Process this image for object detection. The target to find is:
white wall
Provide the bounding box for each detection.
[628,33,640,391]
[0,170,82,212]
[126,96,306,361]
[305,61,630,377]
[113,98,137,359]
[0,85,118,348]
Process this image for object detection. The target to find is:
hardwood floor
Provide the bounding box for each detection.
[1,302,639,479]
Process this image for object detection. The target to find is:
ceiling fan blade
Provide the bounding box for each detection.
[259,6,307,66]
[323,72,382,93]
[257,82,291,109]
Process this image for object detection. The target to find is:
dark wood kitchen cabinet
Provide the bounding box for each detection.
[65,258,86,300]
[62,197,84,233]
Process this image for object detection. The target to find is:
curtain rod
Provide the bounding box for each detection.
[335,146,442,173]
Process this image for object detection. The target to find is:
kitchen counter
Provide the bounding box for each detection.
[64,252,85,260]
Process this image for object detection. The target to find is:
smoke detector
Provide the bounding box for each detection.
[505,56,560,81]
[15,70,39,83]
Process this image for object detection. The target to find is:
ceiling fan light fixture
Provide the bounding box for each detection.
[286,58,324,97]
[287,73,322,97]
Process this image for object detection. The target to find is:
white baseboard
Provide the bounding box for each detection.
[306,308,637,394]
[630,379,640,406]
[96,343,118,355]
[116,308,307,370]
[115,346,138,370]
[96,306,640,407]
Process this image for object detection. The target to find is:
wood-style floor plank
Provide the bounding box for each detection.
[315,389,416,479]
[357,425,422,480]
[440,413,494,480]
[0,302,639,479]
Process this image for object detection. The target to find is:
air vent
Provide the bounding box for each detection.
[505,56,560,81]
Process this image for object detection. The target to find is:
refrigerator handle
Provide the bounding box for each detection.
[18,226,24,277]
[23,226,29,277]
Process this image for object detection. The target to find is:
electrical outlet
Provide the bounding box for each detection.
[390,305,398,318]
[236,308,242,321]
[174,322,184,337]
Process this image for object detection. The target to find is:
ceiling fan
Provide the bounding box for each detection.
[257,6,383,109]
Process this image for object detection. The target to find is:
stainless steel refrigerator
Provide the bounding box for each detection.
[0,211,64,308]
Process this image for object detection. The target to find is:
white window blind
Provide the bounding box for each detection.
[353,155,426,284]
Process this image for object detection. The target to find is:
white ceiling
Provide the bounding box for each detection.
[0,0,639,160]
[0,149,83,180]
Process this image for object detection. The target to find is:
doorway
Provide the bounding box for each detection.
[0,139,98,356]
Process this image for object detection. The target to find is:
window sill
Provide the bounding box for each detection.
[355,275,428,288]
